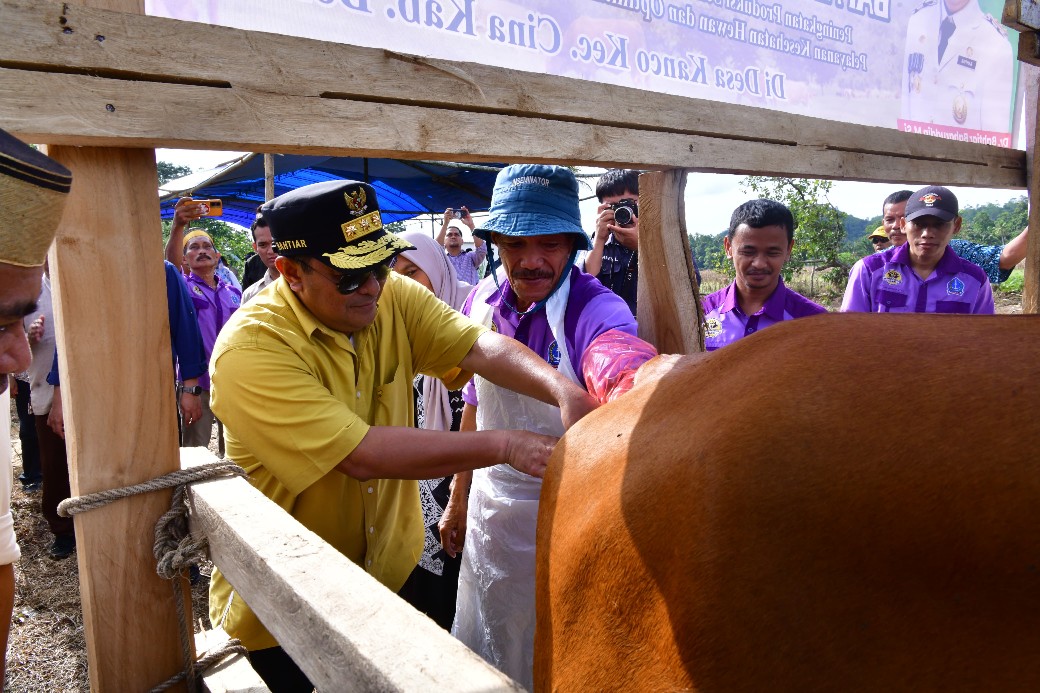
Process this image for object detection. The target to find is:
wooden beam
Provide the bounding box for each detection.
[636,171,703,354]
[181,448,523,692]
[0,0,1026,188]
[1026,84,1040,313]
[0,70,1024,189]
[195,628,269,693]
[1003,0,1040,32]
[45,145,191,688]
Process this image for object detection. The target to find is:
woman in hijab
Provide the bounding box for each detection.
[394,230,474,630]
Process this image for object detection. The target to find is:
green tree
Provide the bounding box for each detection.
[157,161,192,186]
[968,211,995,244]
[739,177,849,283]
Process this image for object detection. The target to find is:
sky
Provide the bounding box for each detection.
[158,149,1027,241]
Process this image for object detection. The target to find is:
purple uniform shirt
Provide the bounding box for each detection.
[841,244,994,314]
[702,278,827,351]
[446,246,487,286]
[461,267,637,405]
[184,272,242,389]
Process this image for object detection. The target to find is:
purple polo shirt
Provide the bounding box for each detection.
[184,273,242,389]
[446,246,487,286]
[461,266,637,405]
[702,278,827,351]
[841,243,994,314]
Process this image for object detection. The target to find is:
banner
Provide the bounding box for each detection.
[146,0,1021,147]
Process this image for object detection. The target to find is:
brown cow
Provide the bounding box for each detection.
[536,313,1040,692]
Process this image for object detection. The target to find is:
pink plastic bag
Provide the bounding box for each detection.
[581,329,658,403]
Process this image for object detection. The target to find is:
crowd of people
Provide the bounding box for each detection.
[1,137,1031,691]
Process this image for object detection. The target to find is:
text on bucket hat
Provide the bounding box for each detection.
[474,165,591,251]
[904,186,958,222]
[261,180,413,271]
[0,129,72,268]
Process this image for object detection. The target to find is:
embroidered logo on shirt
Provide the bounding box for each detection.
[192,284,204,296]
[947,277,965,296]
[230,293,241,306]
[883,269,903,285]
[547,340,561,368]
[704,317,722,338]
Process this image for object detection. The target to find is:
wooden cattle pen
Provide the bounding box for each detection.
[1,0,1038,689]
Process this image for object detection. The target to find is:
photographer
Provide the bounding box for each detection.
[436,206,485,285]
[584,169,641,315]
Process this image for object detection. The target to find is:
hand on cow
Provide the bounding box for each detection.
[503,429,559,478]
[558,389,600,430]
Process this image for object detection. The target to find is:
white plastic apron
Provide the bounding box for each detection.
[452,277,578,691]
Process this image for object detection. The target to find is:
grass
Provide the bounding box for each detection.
[997,268,1024,294]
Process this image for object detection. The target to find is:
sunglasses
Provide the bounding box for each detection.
[306,259,394,295]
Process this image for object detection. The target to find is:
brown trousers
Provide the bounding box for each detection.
[34,415,73,537]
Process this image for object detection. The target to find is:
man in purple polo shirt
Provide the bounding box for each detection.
[702,199,827,351]
[438,164,638,689]
[165,201,242,451]
[436,208,486,285]
[842,186,994,314]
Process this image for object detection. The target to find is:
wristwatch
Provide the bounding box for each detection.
[179,385,203,396]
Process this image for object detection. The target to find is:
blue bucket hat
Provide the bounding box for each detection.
[474,165,591,251]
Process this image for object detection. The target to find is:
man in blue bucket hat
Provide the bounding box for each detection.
[440,165,639,688]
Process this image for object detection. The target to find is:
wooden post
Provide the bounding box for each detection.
[46,144,191,691]
[636,170,704,354]
[41,2,192,689]
[264,153,275,201]
[1024,68,1040,313]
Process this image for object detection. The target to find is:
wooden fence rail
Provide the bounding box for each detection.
[182,448,522,692]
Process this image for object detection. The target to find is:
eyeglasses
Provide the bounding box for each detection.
[305,259,393,295]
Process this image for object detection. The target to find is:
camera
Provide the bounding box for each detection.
[610,199,638,227]
[452,207,468,219]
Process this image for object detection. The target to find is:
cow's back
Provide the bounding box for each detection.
[536,314,1040,692]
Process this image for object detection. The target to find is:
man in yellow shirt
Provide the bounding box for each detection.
[208,179,598,691]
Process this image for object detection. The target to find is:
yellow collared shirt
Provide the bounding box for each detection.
[208,274,485,650]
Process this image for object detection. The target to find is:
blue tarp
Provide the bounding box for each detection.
[159,154,503,229]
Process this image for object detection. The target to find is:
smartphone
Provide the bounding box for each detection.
[198,199,223,217]
[453,208,468,219]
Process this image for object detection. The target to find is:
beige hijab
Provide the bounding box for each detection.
[399,231,473,432]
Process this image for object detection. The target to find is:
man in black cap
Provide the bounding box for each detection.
[0,128,72,681]
[206,179,598,691]
[842,185,994,314]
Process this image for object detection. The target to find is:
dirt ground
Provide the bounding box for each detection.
[1,287,1026,689]
[4,409,214,692]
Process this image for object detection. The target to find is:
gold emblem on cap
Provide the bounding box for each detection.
[921,193,940,205]
[344,188,368,216]
[342,210,383,242]
[952,93,968,124]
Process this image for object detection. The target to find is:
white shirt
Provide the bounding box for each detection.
[0,388,22,565]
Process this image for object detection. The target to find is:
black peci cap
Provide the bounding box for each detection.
[261,180,413,272]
